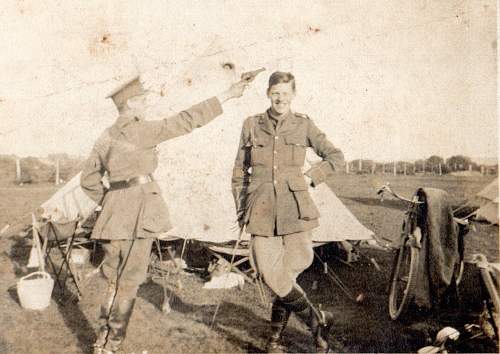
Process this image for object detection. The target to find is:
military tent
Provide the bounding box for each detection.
[40,166,375,244]
[38,33,376,245]
[475,179,499,225]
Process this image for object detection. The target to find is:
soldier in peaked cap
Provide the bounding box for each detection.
[81,74,250,354]
[231,71,345,353]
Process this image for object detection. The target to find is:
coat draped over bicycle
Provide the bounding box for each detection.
[413,188,461,309]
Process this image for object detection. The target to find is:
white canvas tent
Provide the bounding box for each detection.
[38,28,375,245]
[475,179,499,225]
[40,167,375,244]
[5,1,492,243]
[41,172,97,222]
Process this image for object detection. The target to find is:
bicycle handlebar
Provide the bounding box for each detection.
[378,183,472,225]
[377,183,423,204]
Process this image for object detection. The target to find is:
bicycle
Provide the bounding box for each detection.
[378,183,471,320]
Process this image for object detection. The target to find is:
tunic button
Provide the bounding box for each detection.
[273,166,277,170]
[274,136,279,140]
[273,180,277,185]
[273,151,277,154]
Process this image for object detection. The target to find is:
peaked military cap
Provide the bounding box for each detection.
[106,75,145,109]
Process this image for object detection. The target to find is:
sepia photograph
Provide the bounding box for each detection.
[0,1,498,353]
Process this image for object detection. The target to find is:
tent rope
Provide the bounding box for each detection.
[313,249,357,302]
[209,226,245,328]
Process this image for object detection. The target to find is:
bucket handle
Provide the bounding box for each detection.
[20,271,52,282]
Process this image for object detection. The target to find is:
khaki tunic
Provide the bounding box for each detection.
[81,97,223,240]
[231,110,344,237]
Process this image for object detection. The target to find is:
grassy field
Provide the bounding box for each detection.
[0,174,497,353]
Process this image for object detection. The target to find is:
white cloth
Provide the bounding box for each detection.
[203,272,245,289]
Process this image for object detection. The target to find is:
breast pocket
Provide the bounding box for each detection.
[284,135,308,166]
[250,135,272,166]
[141,184,171,233]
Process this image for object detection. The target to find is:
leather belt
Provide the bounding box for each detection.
[251,166,302,179]
[109,175,154,191]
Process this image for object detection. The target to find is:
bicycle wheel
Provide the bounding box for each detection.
[455,260,465,286]
[455,221,467,286]
[388,227,421,320]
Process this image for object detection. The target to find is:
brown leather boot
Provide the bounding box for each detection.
[281,287,334,353]
[266,298,291,353]
[103,298,136,353]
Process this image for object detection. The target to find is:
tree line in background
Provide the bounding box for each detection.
[0,154,497,185]
[0,154,84,185]
[347,155,498,176]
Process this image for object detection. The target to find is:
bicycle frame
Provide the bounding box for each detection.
[386,188,425,320]
[381,183,472,320]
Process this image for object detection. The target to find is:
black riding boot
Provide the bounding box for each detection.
[267,298,291,353]
[93,287,117,354]
[103,298,136,353]
[281,286,334,353]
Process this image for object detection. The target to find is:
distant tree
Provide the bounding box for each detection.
[414,159,426,173]
[350,159,374,174]
[440,164,450,174]
[363,160,376,174]
[395,161,414,175]
[49,157,85,182]
[426,155,445,174]
[427,155,444,166]
[374,162,385,174]
[446,155,472,171]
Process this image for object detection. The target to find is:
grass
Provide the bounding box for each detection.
[0,175,497,353]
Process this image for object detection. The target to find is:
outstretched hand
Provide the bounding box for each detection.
[228,80,249,99]
[217,81,248,103]
[217,68,266,103]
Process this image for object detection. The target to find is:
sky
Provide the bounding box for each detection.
[0,0,497,162]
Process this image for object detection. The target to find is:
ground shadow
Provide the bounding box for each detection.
[138,280,317,353]
[302,248,500,353]
[7,286,20,307]
[6,234,36,307]
[297,253,427,352]
[6,235,31,278]
[53,286,96,354]
[7,230,96,354]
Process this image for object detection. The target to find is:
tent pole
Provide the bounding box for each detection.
[31,214,45,273]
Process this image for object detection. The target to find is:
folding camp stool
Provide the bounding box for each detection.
[37,218,95,299]
[205,241,258,284]
[148,238,188,284]
[205,240,269,306]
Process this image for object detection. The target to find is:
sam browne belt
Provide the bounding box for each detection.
[109,175,154,191]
